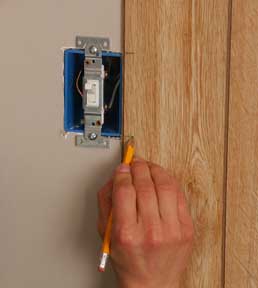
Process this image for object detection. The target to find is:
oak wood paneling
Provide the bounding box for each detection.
[124,1,230,287]
[225,1,258,287]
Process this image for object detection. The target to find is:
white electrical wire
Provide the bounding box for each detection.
[76,70,83,97]
[108,78,120,110]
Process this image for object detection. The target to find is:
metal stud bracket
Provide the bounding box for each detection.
[75,36,110,148]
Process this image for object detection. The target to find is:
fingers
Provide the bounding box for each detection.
[99,159,188,240]
[131,159,160,223]
[97,180,113,238]
[149,163,179,223]
[112,164,137,227]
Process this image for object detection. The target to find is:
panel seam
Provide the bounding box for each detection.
[221,0,233,287]
[122,0,126,157]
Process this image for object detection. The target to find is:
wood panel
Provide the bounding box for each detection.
[225,1,258,287]
[124,1,230,287]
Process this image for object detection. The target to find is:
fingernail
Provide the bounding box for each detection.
[116,164,130,173]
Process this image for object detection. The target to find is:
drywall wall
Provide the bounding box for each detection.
[0,1,122,287]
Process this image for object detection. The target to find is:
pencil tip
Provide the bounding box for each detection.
[127,136,135,147]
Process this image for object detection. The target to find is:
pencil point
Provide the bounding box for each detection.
[127,136,135,147]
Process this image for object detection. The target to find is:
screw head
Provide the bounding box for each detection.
[88,132,98,141]
[89,46,98,54]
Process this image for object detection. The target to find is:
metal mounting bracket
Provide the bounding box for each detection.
[75,36,110,148]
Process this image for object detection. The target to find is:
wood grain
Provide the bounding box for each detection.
[225,1,258,287]
[124,1,230,287]
[124,0,228,288]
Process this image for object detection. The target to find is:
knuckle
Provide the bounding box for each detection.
[168,227,183,243]
[135,181,154,194]
[114,183,134,199]
[144,226,163,248]
[172,231,183,243]
[150,163,163,171]
[114,182,133,193]
[151,164,170,178]
[156,183,173,193]
[114,227,135,248]
[133,161,146,169]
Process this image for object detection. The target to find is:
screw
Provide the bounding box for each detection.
[88,133,98,141]
[90,46,98,54]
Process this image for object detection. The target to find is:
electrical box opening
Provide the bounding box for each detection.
[64,49,122,138]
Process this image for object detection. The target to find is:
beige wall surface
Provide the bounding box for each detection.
[0,1,122,287]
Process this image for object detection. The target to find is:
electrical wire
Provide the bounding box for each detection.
[108,76,120,110]
[76,70,83,98]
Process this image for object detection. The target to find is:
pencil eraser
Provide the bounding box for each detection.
[98,266,105,273]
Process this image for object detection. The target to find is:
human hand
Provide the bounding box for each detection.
[97,158,194,288]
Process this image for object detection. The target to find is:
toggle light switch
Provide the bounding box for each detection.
[85,80,100,108]
[63,36,123,148]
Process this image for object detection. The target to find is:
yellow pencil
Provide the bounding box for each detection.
[98,137,135,272]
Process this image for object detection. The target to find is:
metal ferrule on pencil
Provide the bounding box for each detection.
[98,253,109,272]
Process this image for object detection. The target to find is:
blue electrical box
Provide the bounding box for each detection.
[63,49,122,138]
